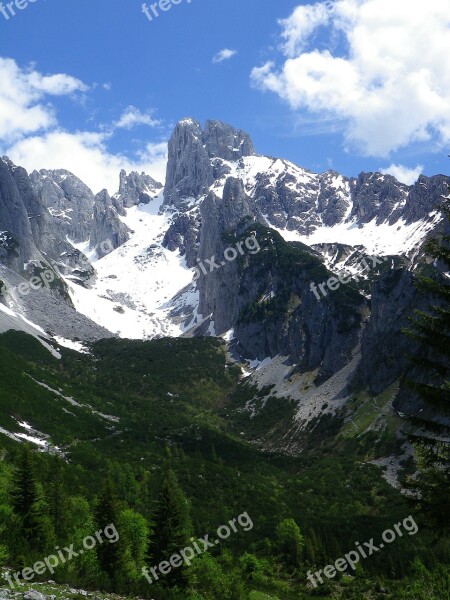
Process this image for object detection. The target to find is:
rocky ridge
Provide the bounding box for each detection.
[0,119,449,431]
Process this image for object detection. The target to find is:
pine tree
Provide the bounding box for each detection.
[147,470,192,589]
[13,445,54,553]
[403,195,450,529]
[95,479,124,582]
[13,446,37,526]
[48,456,67,540]
[0,459,13,566]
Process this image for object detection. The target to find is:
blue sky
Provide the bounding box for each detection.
[0,0,449,193]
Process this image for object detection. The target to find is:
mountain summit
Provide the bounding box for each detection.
[0,118,448,441]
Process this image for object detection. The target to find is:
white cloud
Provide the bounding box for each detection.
[7,132,167,195]
[212,49,238,64]
[279,2,333,56]
[114,106,160,129]
[380,163,423,185]
[0,57,87,143]
[0,58,168,194]
[251,0,450,157]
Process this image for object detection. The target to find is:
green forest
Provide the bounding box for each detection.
[0,329,448,599]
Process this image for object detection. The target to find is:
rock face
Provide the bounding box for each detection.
[348,172,408,225]
[352,268,421,393]
[162,119,256,264]
[157,118,450,393]
[90,190,131,257]
[192,177,363,381]
[164,118,255,208]
[114,169,162,210]
[0,156,39,271]
[403,174,449,224]
[196,178,257,330]
[0,157,110,341]
[0,158,86,276]
[30,168,96,242]
[162,212,201,268]
[164,119,214,208]
[203,119,255,161]
[0,117,448,412]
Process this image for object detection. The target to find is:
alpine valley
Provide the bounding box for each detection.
[0,119,449,600]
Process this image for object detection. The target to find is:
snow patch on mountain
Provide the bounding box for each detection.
[66,192,196,339]
[272,212,442,257]
[0,419,59,454]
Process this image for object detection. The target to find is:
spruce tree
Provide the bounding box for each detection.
[95,479,124,582]
[13,446,36,525]
[403,196,450,529]
[13,445,54,553]
[48,456,67,540]
[147,470,191,589]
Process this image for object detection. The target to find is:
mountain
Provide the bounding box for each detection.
[0,118,449,444]
[0,119,449,600]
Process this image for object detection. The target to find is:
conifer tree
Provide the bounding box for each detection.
[48,456,67,540]
[0,459,12,566]
[13,445,54,553]
[95,479,123,581]
[403,196,450,529]
[147,470,192,589]
[13,446,36,526]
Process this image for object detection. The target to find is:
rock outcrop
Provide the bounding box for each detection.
[90,189,131,257]
[113,169,162,210]
[164,118,255,208]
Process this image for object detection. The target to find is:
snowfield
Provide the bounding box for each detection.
[67,192,196,339]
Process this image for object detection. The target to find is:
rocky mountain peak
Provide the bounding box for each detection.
[164,118,255,207]
[116,169,162,209]
[203,119,255,161]
[29,168,95,243]
[90,188,131,257]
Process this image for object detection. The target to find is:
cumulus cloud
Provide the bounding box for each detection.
[114,106,160,129]
[7,132,167,195]
[0,57,87,143]
[380,163,423,185]
[212,49,238,64]
[251,0,450,157]
[0,58,168,194]
[279,1,333,56]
